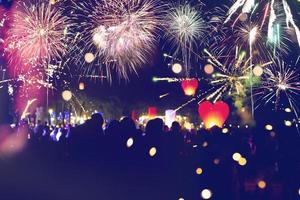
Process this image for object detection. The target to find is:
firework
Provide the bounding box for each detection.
[224,0,300,49]
[69,0,163,81]
[254,60,300,116]
[164,2,207,76]
[5,0,69,68]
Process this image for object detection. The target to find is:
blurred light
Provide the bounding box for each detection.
[172,63,182,74]
[204,64,214,74]
[285,108,292,113]
[49,0,57,5]
[149,147,157,157]
[126,137,134,148]
[249,26,258,45]
[298,188,300,196]
[201,189,212,199]
[202,141,208,148]
[270,131,276,137]
[232,152,242,161]
[238,157,247,166]
[239,13,248,22]
[257,180,267,189]
[62,90,72,101]
[178,198,184,200]
[196,167,203,175]
[265,124,273,131]
[84,52,95,63]
[284,120,292,127]
[253,66,263,76]
[222,128,229,134]
[213,158,220,165]
[79,82,85,90]
[48,108,54,114]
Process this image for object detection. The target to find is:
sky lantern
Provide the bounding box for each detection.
[148,107,157,118]
[165,109,176,128]
[79,82,85,90]
[198,100,230,129]
[181,78,198,96]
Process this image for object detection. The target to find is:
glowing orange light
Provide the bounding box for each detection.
[258,180,267,189]
[181,79,198,96]
[79,82,85,90]
[198,101,230,129]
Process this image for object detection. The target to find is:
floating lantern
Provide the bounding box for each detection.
[198,101,230,129]
[79,82,85,90]
[165,109,176,128]
[181,79,198,96]
[148,107,157,118]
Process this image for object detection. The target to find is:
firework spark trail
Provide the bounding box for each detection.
[282,0,300,47]
[224,0,300,49]
[20,99,37,120]
[224,0,246,24]
[164,2,207,77]
[69,0,163,81]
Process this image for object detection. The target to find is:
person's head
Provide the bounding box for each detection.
[146,118,164,135]
[119,117,136,133]
[171,121,181,133]
[90,113,104,128]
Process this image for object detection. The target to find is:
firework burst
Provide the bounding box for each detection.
[69,0,164,81]
[5,0,69,69]
[224,0,300,50]
[164,2,207,77]
[254,60,300,116]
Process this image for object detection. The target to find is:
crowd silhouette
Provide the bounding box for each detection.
[0,113,300,200]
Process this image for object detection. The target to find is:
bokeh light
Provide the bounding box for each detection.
[265,124,273,131]
[196,167,203,175]
[126,137,134,148]
[62,90,72,101]
[257,180,267,189]
[201,189,212,199]
[284,120,292,127]
[238,157,247,166]
[204,64,214,74]
[222,128,229,134]
[232,152,242,161]
[149,147,157,157]
[172,63,183,74]
[84,52,95,63]
[253,66,263,76]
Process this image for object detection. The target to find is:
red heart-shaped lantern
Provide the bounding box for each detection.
[181,79,198,96]
[198,101,230,129]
